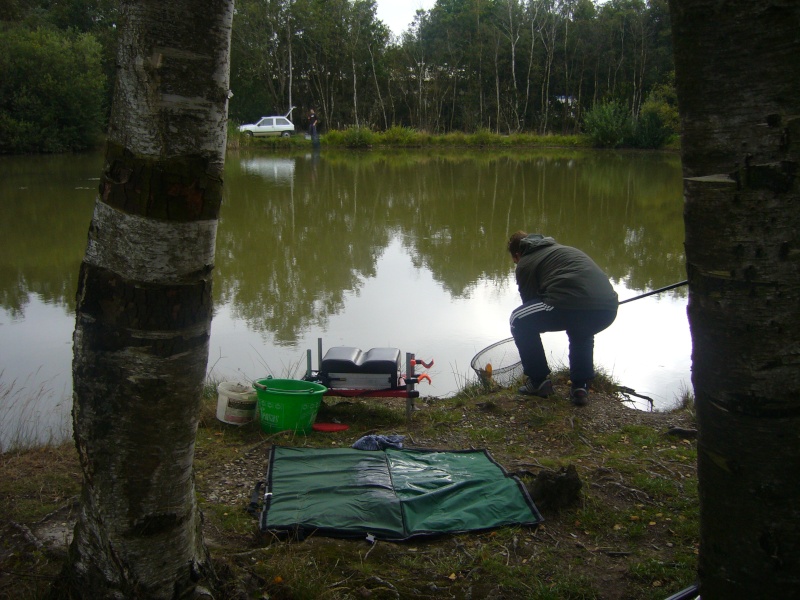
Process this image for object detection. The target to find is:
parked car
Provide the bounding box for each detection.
[239,114,295,138]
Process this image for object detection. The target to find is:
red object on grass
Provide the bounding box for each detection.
[312,423,350,432]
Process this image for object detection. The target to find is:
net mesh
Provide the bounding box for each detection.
[470,337,523,388]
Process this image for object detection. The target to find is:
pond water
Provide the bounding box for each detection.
[0,148,691,449]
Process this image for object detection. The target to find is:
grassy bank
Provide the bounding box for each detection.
[227,123,681,152]
[230,125,590,151]
[1,374,698,599]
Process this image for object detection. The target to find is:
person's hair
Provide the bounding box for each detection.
[507,231,528,256]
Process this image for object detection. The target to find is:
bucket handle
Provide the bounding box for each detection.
[253,381,320,393]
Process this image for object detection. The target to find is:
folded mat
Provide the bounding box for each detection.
[259,445,543,540]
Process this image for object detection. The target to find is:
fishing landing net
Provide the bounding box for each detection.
[470,337,523,388]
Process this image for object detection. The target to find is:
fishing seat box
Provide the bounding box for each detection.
[320,347,402,390]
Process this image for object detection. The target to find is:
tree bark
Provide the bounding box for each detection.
[669,1,800,598]
[57,0,233,597]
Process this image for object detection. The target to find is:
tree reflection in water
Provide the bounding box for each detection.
[0,149,691,447]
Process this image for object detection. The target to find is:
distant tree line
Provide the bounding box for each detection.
[1,0,677,153]
[231,0,675,138]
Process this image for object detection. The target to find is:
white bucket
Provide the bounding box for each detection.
[216,382,257,425]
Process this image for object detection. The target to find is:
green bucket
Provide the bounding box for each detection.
[253,378,327,434]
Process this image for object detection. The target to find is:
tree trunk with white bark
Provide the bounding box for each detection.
[55,0,234,597]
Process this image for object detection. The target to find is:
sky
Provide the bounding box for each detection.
[375,0,436,37]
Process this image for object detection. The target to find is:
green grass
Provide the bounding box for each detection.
[2,371,698,599]
[0,376,71,453]
[629,556,698,599]
[0,445,80,523]
[192,371,698,599]
[225,121,601,151]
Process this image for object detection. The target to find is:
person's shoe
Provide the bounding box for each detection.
[518,378,553,397]
[570,384,589,406]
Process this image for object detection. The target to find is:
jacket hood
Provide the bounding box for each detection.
[519,234,556,255]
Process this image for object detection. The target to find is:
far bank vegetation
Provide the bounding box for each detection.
[3,0,678,154]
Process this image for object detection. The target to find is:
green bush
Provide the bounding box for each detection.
[630,109,673,149]
[630,83,680,149]
[643,79,680,134]
[326,126,376,148]
[435,131,467,146]
[583,101,634,148]
[583,98,677,150]
[0,26,107,154]
[378,125,418,146]
[466,128,497,147]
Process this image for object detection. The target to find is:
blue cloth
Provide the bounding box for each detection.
[351,434,405,451]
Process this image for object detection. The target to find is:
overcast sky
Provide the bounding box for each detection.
[375,0,435,37]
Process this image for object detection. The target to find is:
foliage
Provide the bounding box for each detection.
[434,131,468,146]
[3,0,119,139]
[226,119,322,150]
[643,77,680,133]
[466,128,501,147]
[632,79,681,149]
[4,0,678,150]
[583,94,676,150]
[295,128,589,149]
[0,26,106,153]
[226,0,676,136]
[379,125,420,146]
[630,108,673,149]
[583,100,635,148]
[324,126,377,148]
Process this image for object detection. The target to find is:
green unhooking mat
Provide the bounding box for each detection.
[258,446,543,540]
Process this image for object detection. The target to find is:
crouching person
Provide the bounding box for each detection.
[507,231,618,406]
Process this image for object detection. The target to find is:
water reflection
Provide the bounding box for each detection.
[215,149,685,344]
[0,154,97,317]
[0,153,99,449]
[239,157,296,185]
[0,148,689,448]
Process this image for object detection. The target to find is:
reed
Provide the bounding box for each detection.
[0,372,71,453]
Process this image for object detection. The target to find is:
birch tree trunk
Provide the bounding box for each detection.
[523,2,541,129]
[368,43,388,129]
[669,1,800,597]
[500,0,520,131]
[538,11,556,134]
[58,0,234,597]
[352,56,359,127]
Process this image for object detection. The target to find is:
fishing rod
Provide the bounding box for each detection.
[618,280,688,305]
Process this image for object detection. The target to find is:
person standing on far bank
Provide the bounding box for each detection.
[307,109,319,139]
[508,231,618,406]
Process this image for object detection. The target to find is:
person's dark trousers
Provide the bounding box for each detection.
[510,299,617,386]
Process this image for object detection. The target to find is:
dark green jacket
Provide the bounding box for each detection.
[515,235,618,310]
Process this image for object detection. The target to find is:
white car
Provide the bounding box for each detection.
[239,115,295,138]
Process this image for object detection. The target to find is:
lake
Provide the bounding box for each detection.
[0,147,690,449]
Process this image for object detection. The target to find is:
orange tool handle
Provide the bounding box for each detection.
[411,358,434,369]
